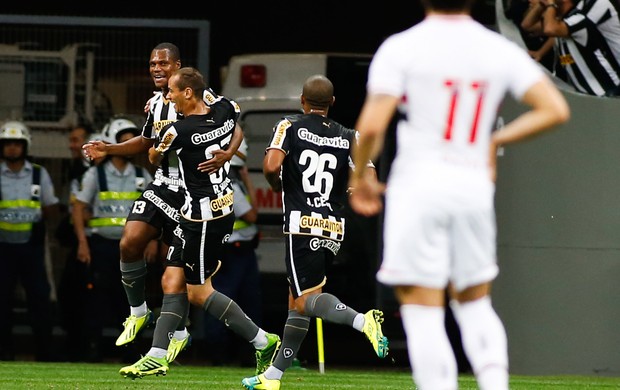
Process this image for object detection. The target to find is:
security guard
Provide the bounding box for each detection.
[72,117,153,361]
[0,120,59,361]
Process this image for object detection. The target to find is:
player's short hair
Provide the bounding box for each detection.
[173,67,206,97]
[153,42,181,62]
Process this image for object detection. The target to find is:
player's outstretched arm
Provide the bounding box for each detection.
[83,135,152,160]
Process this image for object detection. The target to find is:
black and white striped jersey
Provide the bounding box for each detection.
[154,98,239,221]
[143,88,236,190]
[560,0,620,96]
[142,91,183,189]
[267,113,358,241]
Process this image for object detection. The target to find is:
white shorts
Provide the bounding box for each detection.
[376,167,498,292]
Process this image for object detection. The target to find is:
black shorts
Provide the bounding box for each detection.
[285,234,342,299]
[126,182,184,246]
[174,212,235,285]
[165,223,185,268]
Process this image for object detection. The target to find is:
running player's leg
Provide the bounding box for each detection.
[449,204,507,390]
[254,293,310,387]
[119,236,189,377]
[288,236,388,358]
[116,186,173,346]
[184,215,280,374]
[245,234,387,389]
[377,190,458,390]
[397,285,458,390]
[119,270,189,378]
[115,219,159,346]
[119,220,159,310]
[158,217,191,361]
[302,291,389,358]
[247,236,319,386]
[451,285,508,390]
[153,237,190,364]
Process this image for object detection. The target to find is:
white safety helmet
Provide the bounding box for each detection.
[101,118,140,144]
[0,120,32,149]
[230,137,248,167]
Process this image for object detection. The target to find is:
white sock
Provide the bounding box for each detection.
[400,304,458,390]
[147,347,167,359]
[250,328,268,350]
[353,313,365,332]
[263,365,283,380]
[129,302,148,317]
[450,297,509,390]
[173,328,188,340]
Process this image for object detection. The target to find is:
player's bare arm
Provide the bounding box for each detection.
[148,145,164,167]
[197,123,245,173]
[491,77,569,148]
[263,148,285,193]
[72,199,92,265]
[348,93,398,216]
[83,134,152,160]
[521,0,546,34]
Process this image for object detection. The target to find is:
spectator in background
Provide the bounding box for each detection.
[0,120,60,361]
[204,137,263,367]
[347,0,569,388]
[68,124,95,186]
[72,117,153,362]
[55,122,95,247]
[57,122,96,361]
[505,0,557,72]
[521,0,620,97]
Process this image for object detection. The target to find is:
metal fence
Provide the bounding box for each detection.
[0,14,209,308]
[0,14,209,155]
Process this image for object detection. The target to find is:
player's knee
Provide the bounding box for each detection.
[293,297,307,315]
[161,269,186,294]
[119,232,145,261]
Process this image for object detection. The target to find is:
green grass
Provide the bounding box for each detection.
[0,362,618,389]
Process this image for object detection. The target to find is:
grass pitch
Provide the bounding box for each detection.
[0,361,618,389]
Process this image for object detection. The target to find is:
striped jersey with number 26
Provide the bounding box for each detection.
[267,113,358,241]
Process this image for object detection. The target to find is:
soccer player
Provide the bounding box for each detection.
[83,43,243,368]
[125,66,280,378]
[241,75,389,390]
[348,0,570,389]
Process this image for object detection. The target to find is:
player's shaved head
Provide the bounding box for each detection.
[302,75,334,109]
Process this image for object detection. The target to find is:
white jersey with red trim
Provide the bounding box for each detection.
[368,15,544,185]
[371,15,547,290]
